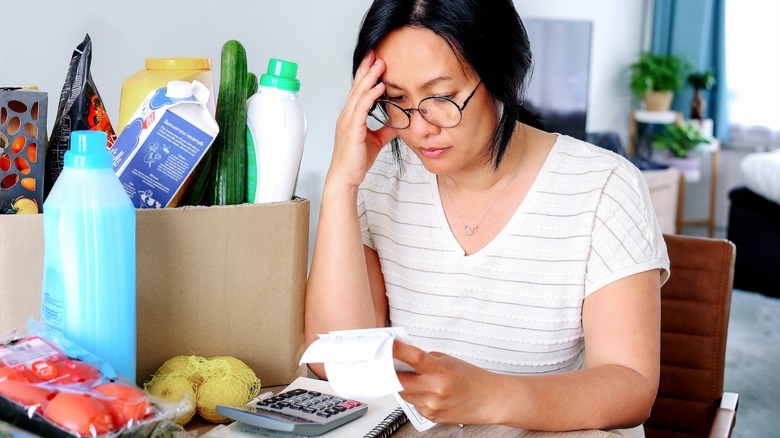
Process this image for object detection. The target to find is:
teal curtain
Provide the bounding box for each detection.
[651,0,728,141]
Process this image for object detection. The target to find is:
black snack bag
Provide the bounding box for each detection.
[44,33,117,200]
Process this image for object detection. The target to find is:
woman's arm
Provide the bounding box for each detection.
[304,51,396,378]
[394,269,661,431]
[305,195,389,378]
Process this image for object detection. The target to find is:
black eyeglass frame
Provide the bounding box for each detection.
[370,80,483,129]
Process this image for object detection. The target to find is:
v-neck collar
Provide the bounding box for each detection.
[428,137,561,264]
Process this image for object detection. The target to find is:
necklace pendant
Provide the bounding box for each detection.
[464,225,477,236]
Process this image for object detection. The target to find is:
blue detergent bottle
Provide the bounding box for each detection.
[41,130,137,382]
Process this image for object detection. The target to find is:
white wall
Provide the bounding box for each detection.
[1,0,646,257]
[515,1,646,141]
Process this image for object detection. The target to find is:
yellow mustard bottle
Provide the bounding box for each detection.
[117,58,216,134]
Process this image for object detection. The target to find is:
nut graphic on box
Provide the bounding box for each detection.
[111,80,218,208]
[0,88,47,214]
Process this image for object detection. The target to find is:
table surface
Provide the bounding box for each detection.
[188,386,622,438]
[392,423,621,437]
[190,419,620,437]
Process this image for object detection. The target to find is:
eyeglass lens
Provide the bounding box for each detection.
[371,97,463,129]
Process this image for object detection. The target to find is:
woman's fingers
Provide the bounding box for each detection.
[330,52,393,187]
[340,57,391,154]
[371,125,397,150]
[345,52,380,110]
[353,50,376,87]
[393,340,435,375]
[348,59,386,125]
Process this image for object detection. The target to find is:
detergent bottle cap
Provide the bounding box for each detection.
[64,130,112,169]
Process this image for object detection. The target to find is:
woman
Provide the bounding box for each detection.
[305,0,669,433]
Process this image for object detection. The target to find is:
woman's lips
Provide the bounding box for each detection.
[417,147,449,159]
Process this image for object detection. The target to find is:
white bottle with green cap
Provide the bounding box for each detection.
[246,58,308,203]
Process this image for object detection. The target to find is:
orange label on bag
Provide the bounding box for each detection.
[30,360,57,379]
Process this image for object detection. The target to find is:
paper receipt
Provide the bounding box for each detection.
[299,327,436,431]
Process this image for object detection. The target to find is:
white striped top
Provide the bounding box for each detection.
[357,135,670,375]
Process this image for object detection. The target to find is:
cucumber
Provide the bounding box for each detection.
[245,72,259,203]
[180,41,249,206]
[210,40,249,205]
[247,72,258,98]
[179,143,214,206]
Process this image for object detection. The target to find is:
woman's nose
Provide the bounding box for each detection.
[408,109,439,136]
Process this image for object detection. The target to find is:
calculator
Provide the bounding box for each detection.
[216,388,369,436]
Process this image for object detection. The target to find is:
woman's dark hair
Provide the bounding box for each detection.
[353,0,543,169]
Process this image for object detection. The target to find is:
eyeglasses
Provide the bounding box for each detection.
[370,81,482,129]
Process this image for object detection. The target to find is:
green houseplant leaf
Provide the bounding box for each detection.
[687,69,716,91]
[652,123,711,158]
[629,52,690,99]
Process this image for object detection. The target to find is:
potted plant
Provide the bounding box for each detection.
[686,69,717,139]
[652,122,711,172]
[687,69,716,119]
[630,52,689,112]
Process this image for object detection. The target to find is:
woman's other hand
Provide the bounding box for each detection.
[393,340,497,425]
[330,51,397,189]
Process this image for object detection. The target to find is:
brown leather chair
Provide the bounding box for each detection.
[645,234,739,438]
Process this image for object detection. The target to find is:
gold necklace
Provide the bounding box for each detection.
[442,125,527,237]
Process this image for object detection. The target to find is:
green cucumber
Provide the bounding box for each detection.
[210,39,249,205]
[180,41,249,206]
[247,72,258,98]
[245,72,259,203]
[179,143,214,206]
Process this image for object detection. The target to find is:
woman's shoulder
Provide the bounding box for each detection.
[551,134,643,179]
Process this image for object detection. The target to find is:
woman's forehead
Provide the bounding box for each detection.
[376,27,472,90]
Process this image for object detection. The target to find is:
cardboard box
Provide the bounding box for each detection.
[0,199,309,387]
[0,88,47,214]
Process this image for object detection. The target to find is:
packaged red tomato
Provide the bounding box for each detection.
[0,333,184,437]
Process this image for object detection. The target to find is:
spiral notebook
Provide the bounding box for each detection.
[225,377,408,437]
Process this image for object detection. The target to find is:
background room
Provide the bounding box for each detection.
[2,0,778,436]
[1,0,647,250]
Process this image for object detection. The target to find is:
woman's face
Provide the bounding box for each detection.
[375,26,500,175]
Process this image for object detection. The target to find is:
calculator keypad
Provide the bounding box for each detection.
[254,388,366,423]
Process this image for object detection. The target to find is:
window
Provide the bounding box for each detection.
[726,0,780,149]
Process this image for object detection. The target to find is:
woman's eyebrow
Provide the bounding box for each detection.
[420,75,454,89]
[382,75,455,92]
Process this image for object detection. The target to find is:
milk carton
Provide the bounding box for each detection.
[111,80,218,208]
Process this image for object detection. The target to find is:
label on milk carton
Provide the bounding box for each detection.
[111,80,218,208]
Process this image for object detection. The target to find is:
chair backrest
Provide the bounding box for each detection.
[644,234,736,438]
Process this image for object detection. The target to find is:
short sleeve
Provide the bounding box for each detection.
[585,160,670,296]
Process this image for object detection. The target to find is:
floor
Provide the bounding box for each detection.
[723,289,780,437]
